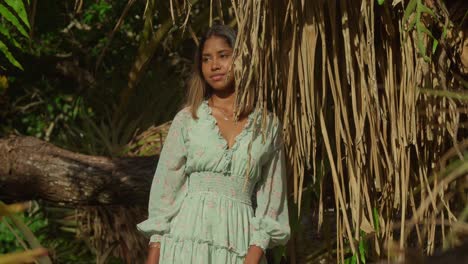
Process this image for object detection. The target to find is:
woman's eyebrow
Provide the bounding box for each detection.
[202,50,231,57]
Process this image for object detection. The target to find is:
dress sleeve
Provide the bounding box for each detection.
[136,110,188,243]
[249,122,291,251]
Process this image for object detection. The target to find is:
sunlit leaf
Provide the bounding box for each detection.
[372,208,380,234]
[0,39,23,70]
[4,0,30,28]
[419,3,435,17]
[0,3,28,37]
[0,248,48,264]
[402,0,416,26]
[432,38,438,54]
[0,201,29,216]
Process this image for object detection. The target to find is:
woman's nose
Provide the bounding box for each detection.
[211,58,220,71]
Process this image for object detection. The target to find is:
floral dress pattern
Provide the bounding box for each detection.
[136,100,290,264]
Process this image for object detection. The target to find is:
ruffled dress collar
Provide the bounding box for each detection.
[199,99,258,151]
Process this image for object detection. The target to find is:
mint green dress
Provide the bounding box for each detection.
[137,100,290,263]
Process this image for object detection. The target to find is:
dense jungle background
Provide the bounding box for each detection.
[0,0,467,263]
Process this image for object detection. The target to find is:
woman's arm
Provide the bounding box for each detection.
[247,120,291,263]
[145,243,161,264]
[136,109,190,261]
[244,245,264,264]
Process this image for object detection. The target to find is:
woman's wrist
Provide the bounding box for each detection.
[149,242,161,249]
[146,242,161,264]
[244,245,264,264]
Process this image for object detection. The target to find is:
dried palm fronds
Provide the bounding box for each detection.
[76,206,148,263]
[124,121,171,157]
[228,0,467,262]
[163,0,467,263]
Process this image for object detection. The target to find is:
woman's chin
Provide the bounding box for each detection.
[209,83,234,92]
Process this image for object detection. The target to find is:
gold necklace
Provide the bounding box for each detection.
[209,98,233,121]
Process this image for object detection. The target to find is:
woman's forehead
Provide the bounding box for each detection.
[202,36,232,54]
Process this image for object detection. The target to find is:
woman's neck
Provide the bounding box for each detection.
[210,90,236,111]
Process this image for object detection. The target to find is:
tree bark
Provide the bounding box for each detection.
[0,136,157,206]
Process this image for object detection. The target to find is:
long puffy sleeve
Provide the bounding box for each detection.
[249,122,291,251]
[136,110,188,243]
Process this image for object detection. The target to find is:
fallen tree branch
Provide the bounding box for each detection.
[0,136,157,206]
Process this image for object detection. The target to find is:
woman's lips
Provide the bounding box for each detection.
[210,74,225,81]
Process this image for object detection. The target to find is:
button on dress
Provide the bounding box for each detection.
[136,100,290,263]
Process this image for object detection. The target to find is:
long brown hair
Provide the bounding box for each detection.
[184,24,255,119]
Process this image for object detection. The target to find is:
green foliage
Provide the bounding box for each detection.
[0,0,202,262]
[0,0,30,70]
[17,92,85,139]
[0,39,21,69]
[372,207,380,234]
[0,209,47,254]
[344,231,369,264]
[0,201,52,264]
[0,23,21,48]
[82,0,113,24]
[74,105,140,156]
[358,231,368,264]
[3,0,30,32]
[402,0,444,62]
[29,31,61,56]
[0,202,96,263]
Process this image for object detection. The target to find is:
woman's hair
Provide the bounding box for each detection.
[184,24,254,119]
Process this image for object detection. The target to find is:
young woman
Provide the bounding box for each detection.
[137,24,290,264]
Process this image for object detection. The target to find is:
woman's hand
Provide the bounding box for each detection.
[145,242,161,264]
[244,245,264,264]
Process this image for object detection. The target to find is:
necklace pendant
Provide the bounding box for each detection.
[223,117,229,121]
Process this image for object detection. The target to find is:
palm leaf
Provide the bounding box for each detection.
[0,3,28,37]
[0,39,23,70]
[4,0,30,29]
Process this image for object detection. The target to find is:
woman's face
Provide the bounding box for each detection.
[201,36,235,92]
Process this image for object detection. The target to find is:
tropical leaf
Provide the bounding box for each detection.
[4,0,30,29]
[0,0,30,70]
[0,39,23,70]
[402,0,440,61]
[0,3,28,37]
[0,23,21,49]
[402,0,417,26]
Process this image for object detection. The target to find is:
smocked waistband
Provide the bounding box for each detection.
[187,171,255,205]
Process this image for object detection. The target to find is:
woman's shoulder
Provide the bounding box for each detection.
[170,106,192,129]
[174,101,209,122]
[173,106,191,120]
